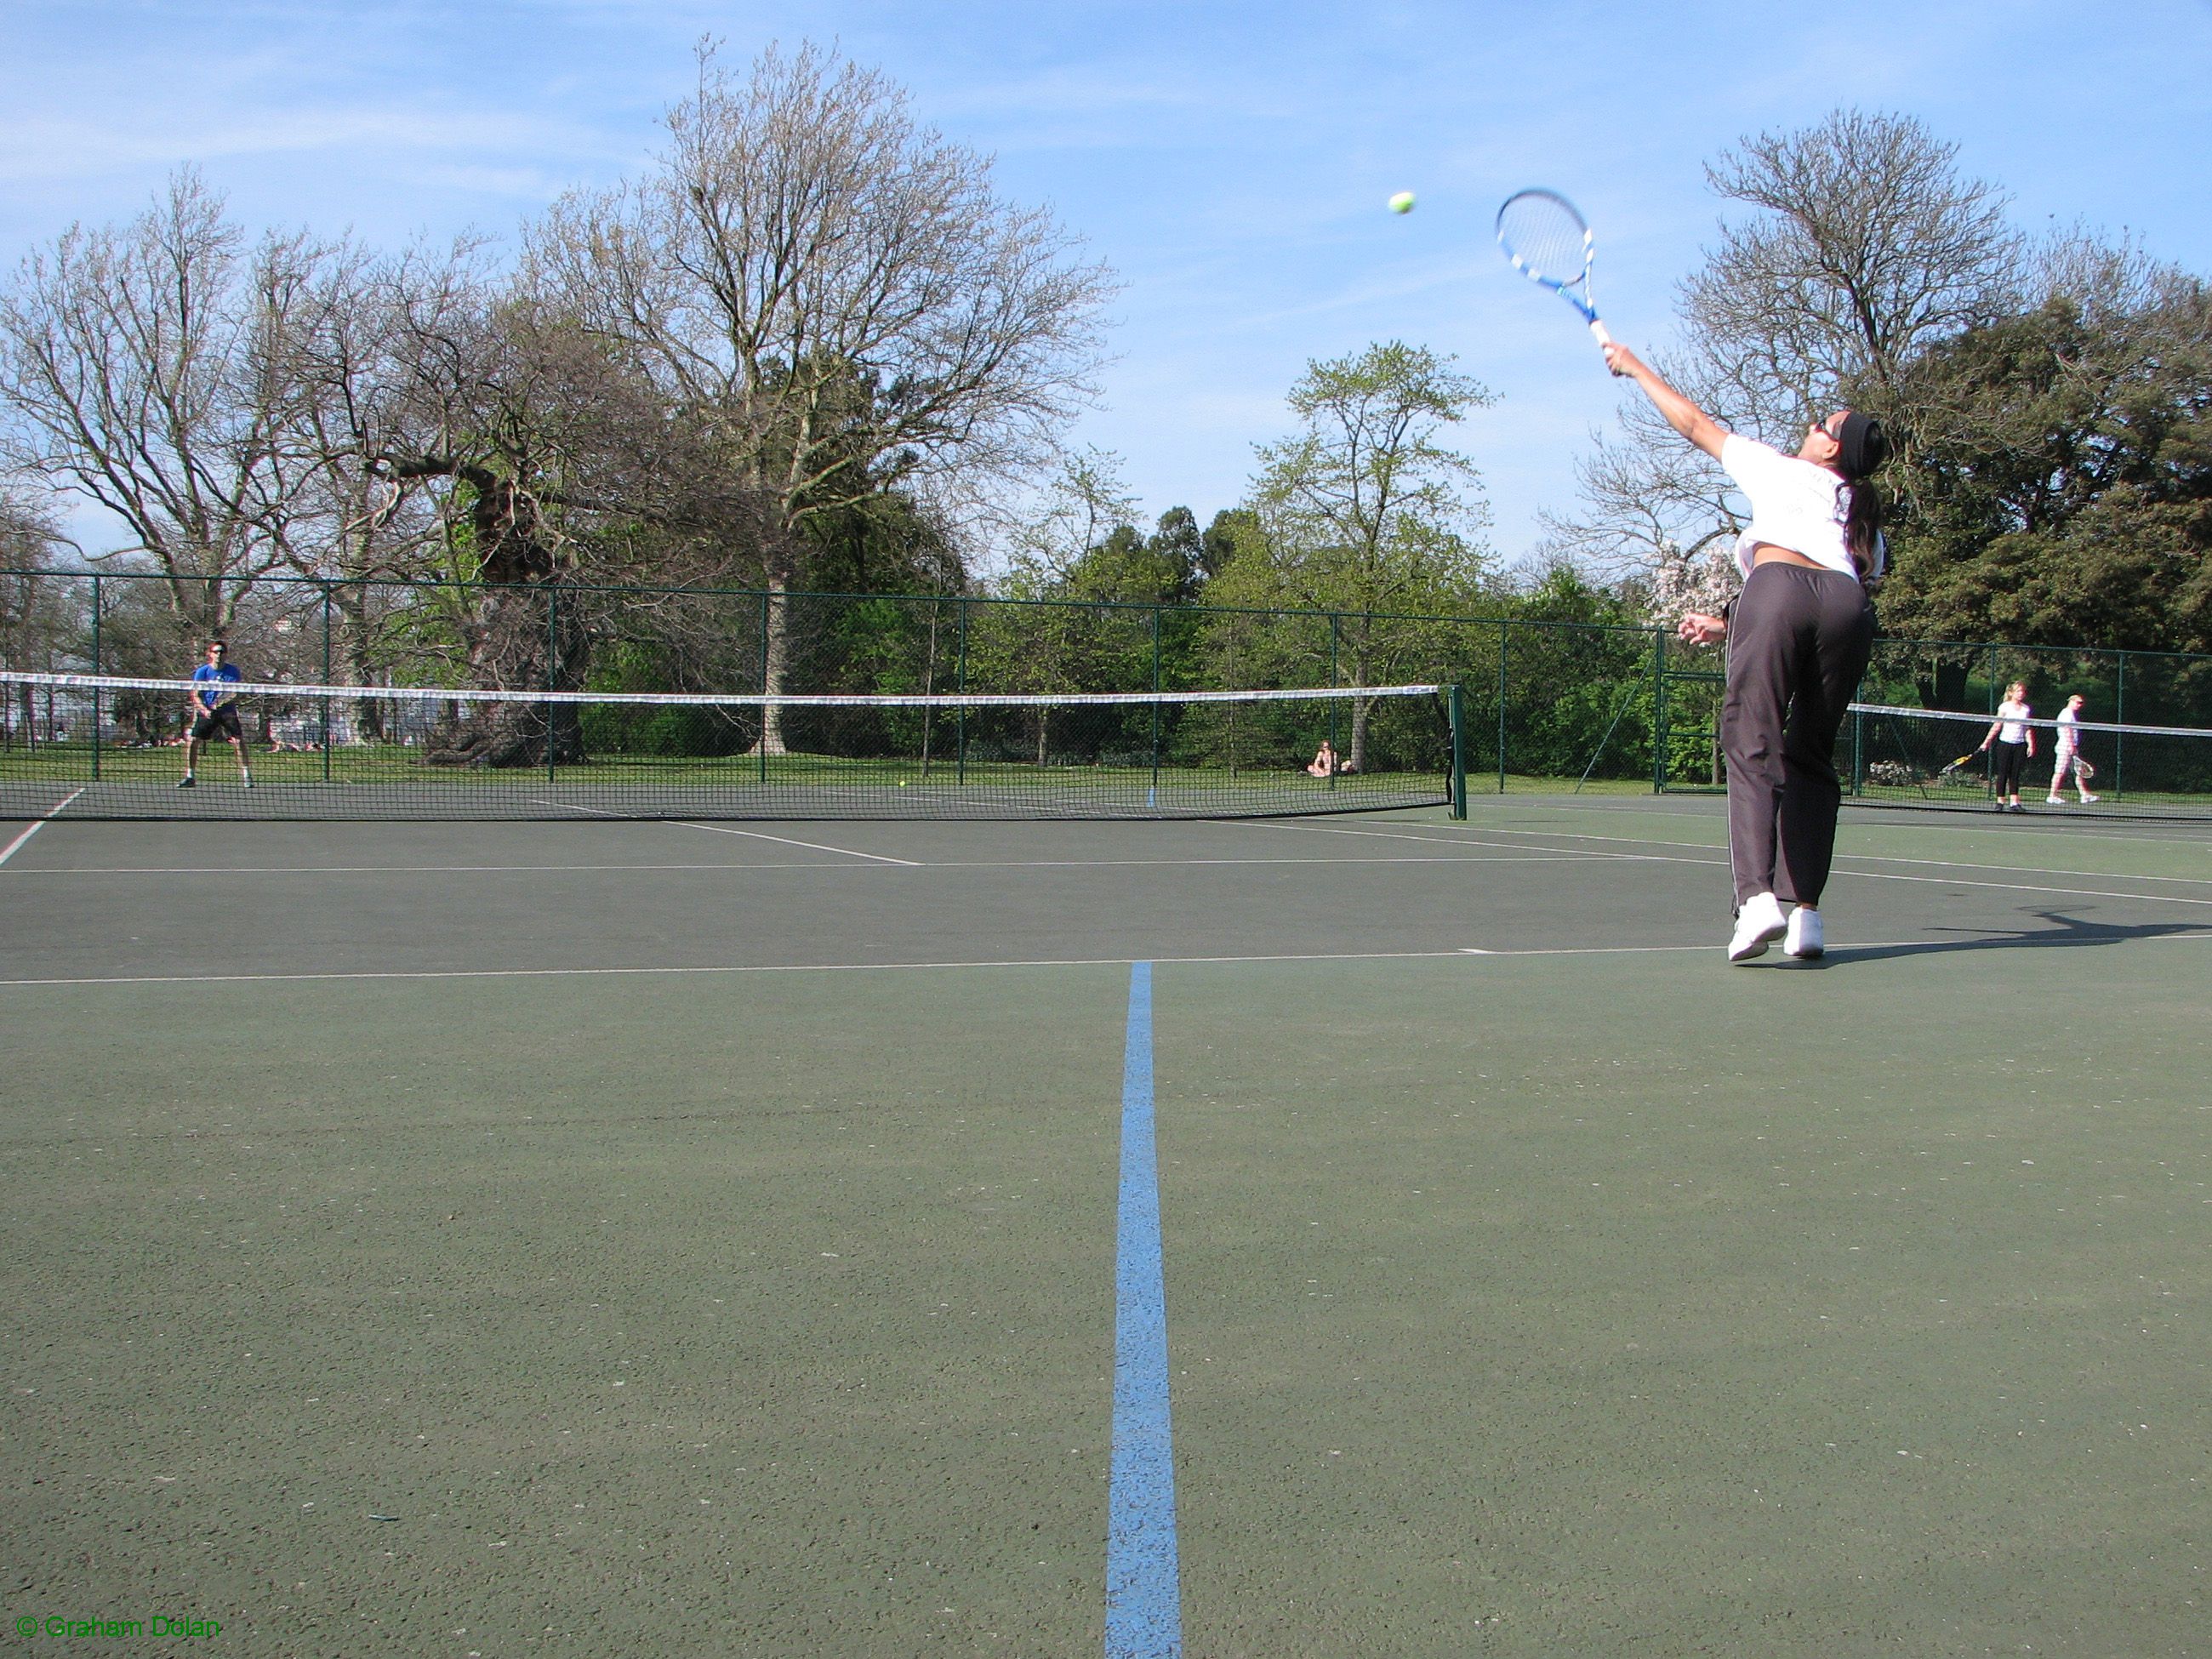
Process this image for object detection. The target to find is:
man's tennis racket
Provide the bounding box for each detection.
[1497,189,1612,353]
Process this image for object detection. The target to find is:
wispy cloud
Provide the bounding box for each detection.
[0,105,605,185]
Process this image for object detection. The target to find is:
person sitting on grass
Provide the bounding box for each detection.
[1306,739,1340,778]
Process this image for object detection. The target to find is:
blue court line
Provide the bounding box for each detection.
[1106,960,1183,1658]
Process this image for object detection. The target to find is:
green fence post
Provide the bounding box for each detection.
[1149,607,1162,809]
[955,597,969,786]
[1651,624,1666,794]
[545,585,559,784]
[1496,619,1508,794]
[321,587,333,783]
[2115,652,2127,799]
[758,590,772,785]
[1327,613,1342,791]
[1448,683,1467,818]
[88,575,101,781]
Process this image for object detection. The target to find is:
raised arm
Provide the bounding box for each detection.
[1601,344,1729,460]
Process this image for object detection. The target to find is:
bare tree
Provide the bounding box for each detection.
[0,492,80,744]
[1554,111,2024,601]
[1687,109,2023,444]
[527,38,1115,751]
[0,170,334,633]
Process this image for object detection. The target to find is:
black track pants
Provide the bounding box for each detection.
[1722,562,1876,911]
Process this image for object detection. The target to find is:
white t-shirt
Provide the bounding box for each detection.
[2055,704,2080,753]
[1720,434,1884,582]
[1994,700,2031,744]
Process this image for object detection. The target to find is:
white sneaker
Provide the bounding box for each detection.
[1728,892,1787,963]
[2079,792,2099,803]
[2045,795,2065,805]
[1785,905,1824,960]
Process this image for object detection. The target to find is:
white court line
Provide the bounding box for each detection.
[1356,817,2212,887]
[1234,816,1662,864]
[527,798,920,865]
[1474,932,2212,959]
[1246,817,2212,904]
[1475,792,2212,843]
[0,947,1474,988]
[0,852,1592,878]
[664,821,922,865]
[0,791,84,868]
[8,930,2209,989]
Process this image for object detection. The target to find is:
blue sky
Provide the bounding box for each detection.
[5,0,2209,571]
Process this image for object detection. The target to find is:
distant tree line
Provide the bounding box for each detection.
[0,42,1114,763]
[9,71,2202,773]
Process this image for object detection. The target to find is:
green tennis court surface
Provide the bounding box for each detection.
[4,799,2209,1655]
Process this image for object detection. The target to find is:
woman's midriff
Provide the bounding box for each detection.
[1749,543,1823,569]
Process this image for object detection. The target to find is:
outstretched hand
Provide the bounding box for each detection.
[1677,612,1726,647]
[1600,342,1640,380]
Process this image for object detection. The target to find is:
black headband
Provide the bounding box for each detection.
[1837,411,1889,480]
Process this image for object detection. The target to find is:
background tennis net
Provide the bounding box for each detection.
[0,672,1462,822]
[1844,702,2212,816]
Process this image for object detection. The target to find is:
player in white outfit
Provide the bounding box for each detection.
[2046,693,2101,805]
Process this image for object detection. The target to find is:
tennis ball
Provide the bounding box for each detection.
[1388,191,1417,215]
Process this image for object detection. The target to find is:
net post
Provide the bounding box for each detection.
[1496,620,1508,795]
[1448,683,1467,818]
[1650,624,1666,794]
[955,598,969,786]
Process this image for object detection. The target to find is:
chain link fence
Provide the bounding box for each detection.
[3,568,2207,804]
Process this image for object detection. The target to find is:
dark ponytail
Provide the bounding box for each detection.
[1843,478,1883,582]
[1835,411,1890,581]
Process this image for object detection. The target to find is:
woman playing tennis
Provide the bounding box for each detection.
[1979,682,2035,812]
[1602,343,1889,962]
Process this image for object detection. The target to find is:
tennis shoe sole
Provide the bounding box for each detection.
[1728,893,1787,964]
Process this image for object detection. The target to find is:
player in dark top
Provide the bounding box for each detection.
[180,639,250,788]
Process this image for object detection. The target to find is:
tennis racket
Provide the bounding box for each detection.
[1935,750,1980,780]
[1497,188,1612,355]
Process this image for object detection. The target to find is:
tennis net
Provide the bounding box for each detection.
[1845,702,2212,818]
[0,671,1463,822]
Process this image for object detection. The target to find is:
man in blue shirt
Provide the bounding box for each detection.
[180,639,250,788]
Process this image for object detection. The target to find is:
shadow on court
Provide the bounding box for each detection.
[1800,909,2212,966]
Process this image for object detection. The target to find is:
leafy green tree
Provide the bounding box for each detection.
[1874,250,2212,655]
[1204,340,1493,767]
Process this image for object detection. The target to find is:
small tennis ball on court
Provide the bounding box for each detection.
[1388,191,1417,215]
[898,778,908,786]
